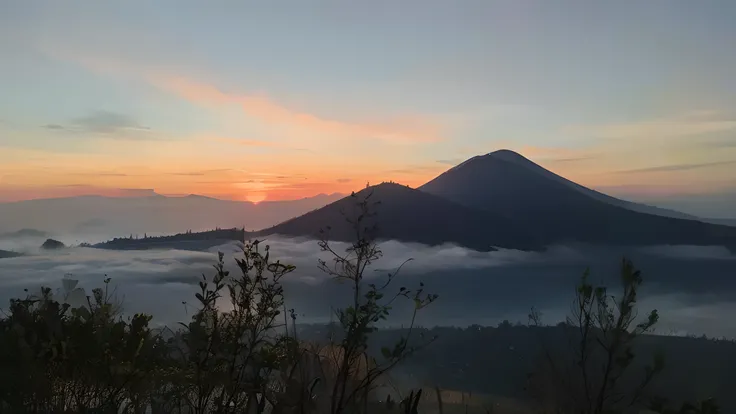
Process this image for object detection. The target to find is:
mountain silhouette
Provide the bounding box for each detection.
[483,150,699,220]
[419,150,736,247]
[256,182,540,251]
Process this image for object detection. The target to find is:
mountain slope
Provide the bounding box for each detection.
[487,150,699,220]
[256,183,540,251]
[419,150,736,247]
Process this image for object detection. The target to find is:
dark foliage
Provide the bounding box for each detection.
[0,279,167,412]
[94,227,247,250]
[41,238,66,250]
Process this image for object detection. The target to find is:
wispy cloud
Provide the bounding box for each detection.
[45,49,444,145]
[516,145,598,162]
[68,172,131,177]
[383,164,444,176]
[436,158,464,166]
[202,136,302,150]
[207,137,278,147]
[168,169,233,177]
[72,111,150,134]
[151,76,443,144]
[545,157,593,163]
[616,160,736,174]
[703,138,736,148]
[565,111,736,140]
[43,110,158,140]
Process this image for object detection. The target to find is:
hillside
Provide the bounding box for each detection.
[256,183,541,251]
[419,150,736,247]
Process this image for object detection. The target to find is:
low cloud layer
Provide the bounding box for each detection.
[1,237,735,338]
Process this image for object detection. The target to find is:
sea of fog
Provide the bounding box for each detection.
[1,236,735,338]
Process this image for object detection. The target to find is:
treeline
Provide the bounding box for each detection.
[95,227,248,249]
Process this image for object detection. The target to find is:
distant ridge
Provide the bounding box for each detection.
[0,191,346,205]
[0,192,345,237]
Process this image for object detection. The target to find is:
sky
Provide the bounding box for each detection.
[1,1,735,210]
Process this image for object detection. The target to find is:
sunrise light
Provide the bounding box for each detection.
[246,192,267,204]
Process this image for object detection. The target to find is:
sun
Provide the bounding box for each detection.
[246,192,267,204]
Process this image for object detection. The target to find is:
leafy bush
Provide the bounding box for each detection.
[0,279,166,412]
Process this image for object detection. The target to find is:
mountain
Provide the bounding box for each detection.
[419,150,736,247]
[486,150,700,220]
[0,193,344,238]
[256,183,540,251]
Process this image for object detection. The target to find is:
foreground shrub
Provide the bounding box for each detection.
[528,259,666,414]
[0,279,166,412]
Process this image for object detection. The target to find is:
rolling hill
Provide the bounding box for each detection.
[256,183,541,251]
[419,150,736,247]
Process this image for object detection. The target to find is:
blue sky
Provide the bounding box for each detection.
[0,1,735,215]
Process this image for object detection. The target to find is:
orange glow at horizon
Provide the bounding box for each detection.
[245,192,267,204]
[1,149,734,203]
[2,137,735,203]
